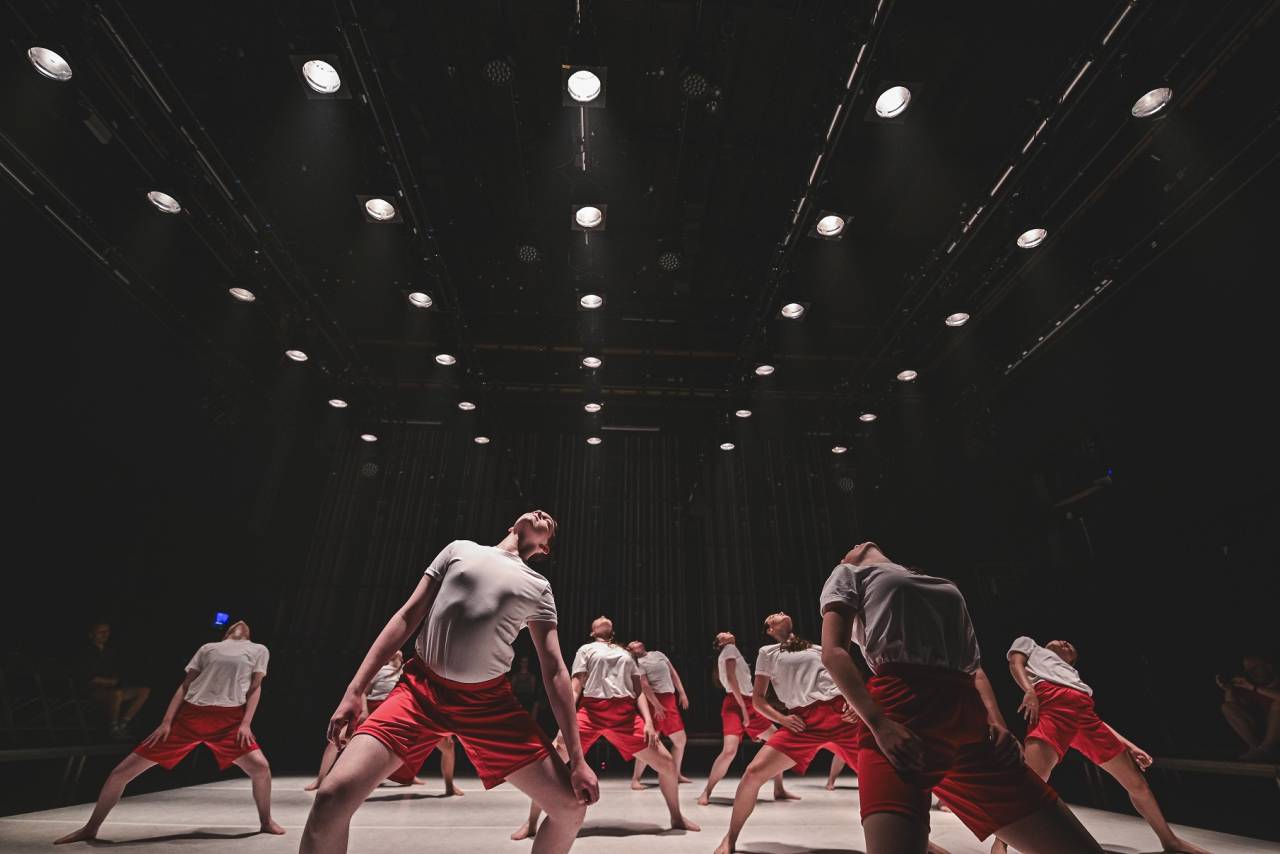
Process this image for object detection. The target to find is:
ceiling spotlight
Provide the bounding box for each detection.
[28,47,73,81]
[584,402,603,413]
[1017,227,1047,248]
[582,356,602,369]
[735,409,753,419]
[754,364,775,377]
[360,433,378,443]
[859,412,878,423]
[567,69,602,103]
[681,72,710,100]
[579,293,603,309]
[285,349,309,362]
[328,398,348,409]
[574,205,604,229]
[1131,87,1172,118]
[365,198,397,221]
[408,292,433,308]
[896,369,918,382]
[517,244,539,264]
[815,214,845,237]
[457,401,477,411]
[945,312,970,327]
[832,445,849,455]
[587,436,603,445]
[780,302,806,320]
[482,58,513,86]
[435,353,457,366]
[658,251,682,272]
[147,191,182,214]
[302,59,341,94]
[719,442,736,451]
[875,85,912,118]
[228,287,256,303]
[473,435,491,445]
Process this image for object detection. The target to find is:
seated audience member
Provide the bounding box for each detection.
[1218,654,1280,761]
[80,622,151,739]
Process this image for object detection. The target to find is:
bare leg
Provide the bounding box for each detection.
[306,741,341,791]
[300,733,414,854]
[992,740,1060,854]
[54,753,156,843]
[631,755,649,789]
[232,749,284,834]
[670,730,690,782]
[1242,701,1280,759]
[514,735,568,840]
[1220,701,1261,750]
[1099,751,1212,853]
[633,742,699,831]
[826,754,846,790]
[772,770,799,800]
[120,686,150,725]
[698,733,741,805]
[996,800,1104,854]
[440,737,464,795]
[715,746,794,853]
[863,811,930,854]
[506,753,589,854]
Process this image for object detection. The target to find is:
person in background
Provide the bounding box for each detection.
[1218,654,1280,761]
[511,655,545,723]
[627,640,692,787]
[79,622,151,740]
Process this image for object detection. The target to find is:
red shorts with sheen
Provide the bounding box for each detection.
[577,697,649,761]
[132,701,257,770]
[653,692,685,736]
[721,693,773,741]
[1025,680,1126,766]
[364,698,425,785]
[765,696,861,774]
[354,658,552,789]
[856,664,1058,841]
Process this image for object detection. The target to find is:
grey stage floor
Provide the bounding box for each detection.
[1,775,1274,853]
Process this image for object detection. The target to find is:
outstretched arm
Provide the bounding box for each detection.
[141,671,197,747]
[668,662,690,709]
[974,667,1021,764]
[238,672,265,747]
[1105,723,1152,769]
[724,658,750,718]
[530,622,599,805]
[1008,652,1040,725]
[751,674,805,732]
[633,675,659,747]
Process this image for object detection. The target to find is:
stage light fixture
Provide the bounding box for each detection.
[720,442,736,451]
[365,198,397,221]
[582,356,602,369]
[780,302,806,320]
[567,69,602,103]
[408,292,433,308]
[681,72,710,100]
[517,244,539,263]
[1017,228,1047,248]
[1131,87,1172,118]
[896,369,918,382]
[587,436,602,445]
[735,409,752,419]
[875,85,911,118]
[285,349,309,362]
[228,287,256,302]
[474,435,490,445]
[457,401,477,411]
[584,402,603,413]
[754,364,775,377]
[574,205,604,229]
[658,251,682,272]
[832,445,849,455]
[328,398,348,409]
[302,59,341,94]
[859,412,878,423]
[945,312,970,327]
[360,433,377,442]
[814,213,847,238]
[579,293,603,310]
[482,58,513,86]
[147,191,182,214]
[435,353,457,366]
[28,47,72,81]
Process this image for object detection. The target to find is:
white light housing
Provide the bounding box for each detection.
[1131,87,1172,118]
[365,198,397,221]
[147,191,182,214]
[945,312,970,327]
[832,445,849,455]
[859,412,878,423]
[586,436,602,445]
[584,402,603,413]
[875,85,911,118]
[567,69,602,103]
[896,369,918,382]
[360,433,377,442]
[228,287,256,303]
[285,349,309,362]
[408,292,433,308]
[435,353,457,366]
[735,409,752,419]
[28,47,72,81]
[582,356,602,369]
[457,401,477,411]
[579,293,603,309]
[754,364,775,377]
[574,206,604,228]
[780,302,806,320]
[720,442,736,451]
[815,215,845,237]
[302,59,341,94]
[473,435,490,445]
[1017,227,1047,248]
[328,398,348,409]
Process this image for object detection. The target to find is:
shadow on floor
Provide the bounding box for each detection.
[86,830,262,846]
[365,792,457,802]
[737,845,864,854]
[577,820,674,837]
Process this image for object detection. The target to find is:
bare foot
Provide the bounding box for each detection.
[990,838,1008,854]
[825,780,837,790]
[54,827,97,845]
[444,784,465,797]
[631,780,647,790]
[713,834,734,854]
[773,788,801,801]
[411,777,428,785]
[670,815,701,832]
[261,819,286,835]
[678,775,693,784]
[1165,838,1214,854]
[696,792,711,806]
[303,780,320,791]
[510,821,538,841]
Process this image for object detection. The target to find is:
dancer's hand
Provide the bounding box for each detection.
[570,758,600,805]
[1128,745,1153,770]
[838,701,860,725]
[869,716,924,773]
[651,702,667,723]
[738,700,751,722]
[678,692,689,710]
[644,721,659,749]
[780,714,806,733]
[1231,676,1255,691]
[987,723,1022,765]
[236,724,256,748]
[1018,689,1040,725]
[140,721,171,748]
[327,692,364,747]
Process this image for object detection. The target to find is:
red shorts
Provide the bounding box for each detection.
[765,696,861,774]
[857,664,1058,841]
[721,693,773,741]
[132,701,257,770]
[1026,681,1125,766]
[354,658,551,789]
[364,698,423,785]
[653,692,685,736]
[577,697,649,761]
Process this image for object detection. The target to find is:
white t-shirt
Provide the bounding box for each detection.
[1007,636,1092,695]
[635,650,675,694]
[367,663,402,702]
[717,643,754,696]
[756,643,840,709]
[184,639,269,707]
[416,540,558,683]
[819,562,981,675]
[572,641,639,699]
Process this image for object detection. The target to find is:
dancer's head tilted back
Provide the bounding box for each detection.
[763,612,811,652]
[223,620,251,641]
[1044,639,1078,665]
[590,615,615,643]
[714,631,737,650]
[841,540,888,566]
[626,640,647,657]
[509,509,557,561]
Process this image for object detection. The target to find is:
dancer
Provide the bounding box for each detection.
[698,632,793,806]
[992,637,1212,854]
[55,620,283,843]
[627,640,692,787]
[825,754,852,790]
[514,617,699,839]
[300,512,599,854]
[819,542,1106,854]
[1218,653,1280,760]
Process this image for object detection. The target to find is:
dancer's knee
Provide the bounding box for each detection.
[544,792,587,829]
[313,776,362,818]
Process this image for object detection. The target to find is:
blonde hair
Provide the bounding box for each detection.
[590,615,615,642]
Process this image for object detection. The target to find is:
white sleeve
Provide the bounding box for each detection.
[819,564,863,615]
[526,581,558,626]
[185,644,208,673]
[651,651,669,667]
[423,541,457,579]
[719,644,739,664]
[1007,636,1038,660]
[570,645,590,678]
[253,645,270,676]
[755,646,777,680]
